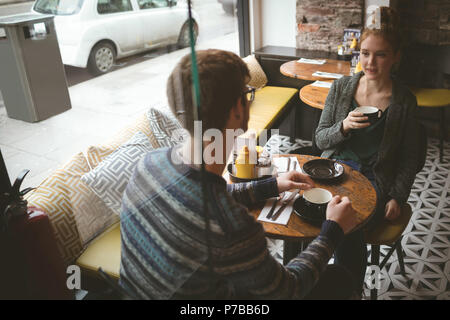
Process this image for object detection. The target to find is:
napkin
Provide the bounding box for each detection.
[312,71,344,79]
[311,80,333,88]
[297,58,326,65]
[272,157,301,173]
[257,192,300,225]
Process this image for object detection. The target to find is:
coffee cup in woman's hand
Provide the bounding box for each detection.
[354,106,382,125]
[342,109,371,134]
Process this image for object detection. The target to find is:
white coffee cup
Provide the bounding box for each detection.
[354,106,382,124]
[303,188,332,204]
[302,188,333,219]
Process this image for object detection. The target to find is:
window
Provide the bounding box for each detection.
[138,0,169,10]
[97,0,133,14]
[33,0,84,15]
[1,0,242,191]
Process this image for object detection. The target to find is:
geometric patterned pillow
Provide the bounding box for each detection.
[86,113,154,169]
[81,131,153,215]
[25,153,87,265]
[70,179,119,248]
[242,54,268,89]
[146,107,186,148]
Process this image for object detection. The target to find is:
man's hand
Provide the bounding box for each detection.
[326,195,358,234]
[385,198,401,221]
[276,171,315,194]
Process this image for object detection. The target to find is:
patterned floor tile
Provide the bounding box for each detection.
[265,135,450,300]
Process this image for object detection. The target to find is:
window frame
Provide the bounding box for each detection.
[237,0,251,57]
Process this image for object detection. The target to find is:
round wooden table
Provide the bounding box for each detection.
[299,82,331,110]
[249,154,377,264]
[280,59,351,81]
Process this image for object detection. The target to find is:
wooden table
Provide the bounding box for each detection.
[249,154,377,264]
[299,82,331,110]
[280,59,351,81]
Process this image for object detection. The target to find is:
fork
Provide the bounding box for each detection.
[270,189,299,221]
[271,161,299,221]
[266,157,293,219]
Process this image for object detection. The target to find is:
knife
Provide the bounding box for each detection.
[265,197,279,219]
[270,202,288,222]
[271,189,299,221]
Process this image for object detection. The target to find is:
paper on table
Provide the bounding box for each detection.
[297,58,326,65]
[311,80,332,88]
[257,192,300,225]
[312,71,344,79]
[273,157,302,173]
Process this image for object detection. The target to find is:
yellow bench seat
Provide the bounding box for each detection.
[76,222,121,281]
[247,86,298,137]
[409,87,450,107]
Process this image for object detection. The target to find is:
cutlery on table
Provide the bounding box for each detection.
[270,189,299,221]
[271,161,298,221]
[266,193,285,219]
[266,157,293,219]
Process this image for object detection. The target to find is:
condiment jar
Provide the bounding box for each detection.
[235,145,255,179]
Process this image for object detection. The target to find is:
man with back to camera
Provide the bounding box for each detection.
[119,49,359,299]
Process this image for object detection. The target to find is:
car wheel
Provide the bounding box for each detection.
[87,42,115,75]
[177,21,198,49]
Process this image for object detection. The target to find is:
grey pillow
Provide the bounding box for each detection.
[146,107,186,148]
[81,131,153,214]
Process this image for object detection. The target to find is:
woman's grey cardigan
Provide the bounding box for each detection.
[315,72,422,204]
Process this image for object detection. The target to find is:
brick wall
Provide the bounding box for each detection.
[295,0,449,50]
[295,0,364,51]
[397,0,450,46]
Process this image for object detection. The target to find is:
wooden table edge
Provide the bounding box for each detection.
[249,154,377,240]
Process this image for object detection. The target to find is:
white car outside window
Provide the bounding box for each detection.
[32,0,199,75]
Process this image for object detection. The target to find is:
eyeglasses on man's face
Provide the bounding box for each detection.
[243,85,256,103]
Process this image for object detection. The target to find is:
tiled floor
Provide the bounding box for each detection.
[264,134,450,300]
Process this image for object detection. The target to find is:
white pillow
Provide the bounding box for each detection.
[242,54,268,89]
[146,107,186,148]
[81,131,153,214]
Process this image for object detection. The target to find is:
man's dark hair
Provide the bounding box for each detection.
[167,49,250,135]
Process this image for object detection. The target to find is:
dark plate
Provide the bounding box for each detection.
[302,159,344,181]
[227,163,271,183]
[293,197,325,226]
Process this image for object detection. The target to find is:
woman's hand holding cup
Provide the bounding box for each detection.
[342,110,370,135]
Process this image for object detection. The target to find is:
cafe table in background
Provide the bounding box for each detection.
[280,58,351,81]
[299,80,332,110]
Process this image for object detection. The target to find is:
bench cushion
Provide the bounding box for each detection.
[25,152,118,264]
[76,222,121,280]
[81,131,153,215]
[247,86,298,137]
[86,113,154,169]
[410,87,450,107]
